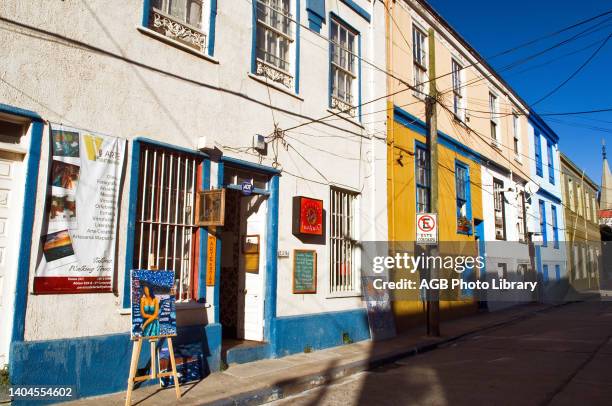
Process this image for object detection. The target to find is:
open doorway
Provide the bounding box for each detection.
[219,167,270,359]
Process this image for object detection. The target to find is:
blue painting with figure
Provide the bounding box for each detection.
[131,270,177,338]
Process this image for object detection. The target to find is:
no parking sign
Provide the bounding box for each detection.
[416,213,438,245]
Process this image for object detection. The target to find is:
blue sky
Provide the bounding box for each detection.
[427,0,612,186]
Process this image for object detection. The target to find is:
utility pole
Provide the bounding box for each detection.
[426,28,440,337]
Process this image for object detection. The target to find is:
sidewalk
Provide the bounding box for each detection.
[65,303,566,406]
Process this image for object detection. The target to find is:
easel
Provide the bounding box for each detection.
[125,256,181,406]
[125,335,181,406]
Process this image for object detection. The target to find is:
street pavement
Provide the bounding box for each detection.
[269,300,612,406]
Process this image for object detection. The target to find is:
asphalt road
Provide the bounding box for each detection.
[269,300,612,406]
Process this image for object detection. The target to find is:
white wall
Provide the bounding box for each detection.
[0,0,387,340]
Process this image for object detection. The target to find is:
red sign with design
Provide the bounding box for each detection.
[298,197,323,235]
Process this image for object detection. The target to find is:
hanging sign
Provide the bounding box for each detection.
[292,196,323,236]
[241,181,253,196]
[34,123,125,293]
[206,234,217,286]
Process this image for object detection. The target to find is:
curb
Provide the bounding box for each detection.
[198,302,573,406]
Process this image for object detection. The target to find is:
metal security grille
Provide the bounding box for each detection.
[330,188,357,293]
[134,145,200,302]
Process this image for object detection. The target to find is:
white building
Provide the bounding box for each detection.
[0,0,387,398]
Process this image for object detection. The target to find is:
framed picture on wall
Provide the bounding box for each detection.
[195,189,225,226]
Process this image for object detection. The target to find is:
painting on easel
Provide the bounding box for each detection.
[131,270,177,338]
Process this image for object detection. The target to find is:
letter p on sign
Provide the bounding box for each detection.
[416,213,438,245]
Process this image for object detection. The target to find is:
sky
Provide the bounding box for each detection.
[426,0,612,186]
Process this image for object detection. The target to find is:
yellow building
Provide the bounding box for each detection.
[386,0,534,331]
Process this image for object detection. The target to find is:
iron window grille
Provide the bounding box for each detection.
[330,187,358,293]
[133,144,201,302]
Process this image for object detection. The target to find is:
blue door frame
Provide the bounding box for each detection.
[215,157,281,354]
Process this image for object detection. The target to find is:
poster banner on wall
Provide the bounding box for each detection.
[34,123,126,293]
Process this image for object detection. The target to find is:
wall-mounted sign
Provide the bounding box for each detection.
[241,181,253,196]
[416,213,438,245]
[293,250,317,294]
[243,235,260,273]
[206,234,217,286]
[195,189,225,226]
[293,196,323,236]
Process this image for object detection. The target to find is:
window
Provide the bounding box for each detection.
[330,188,358,293]
[517,191,527,243]
[592,195,597,221]
[255,0,295,88]
[581,246,587,278]
[489,92,499,144]
[493,178,506,240]
[543,264,549,283]
[547,142,555,184]
[539,200,547,246]
[577,184,584,216]
[552,205,559,249]
[415,144,430,213]
[451,59,464,120]
[555,264,561,281]
[498,263,508,290]
[534,132,543,177]
[568,178,575,211]
[413,26,428,98]
[586,192,591,221]
[149,0,211,53]
[330,18,358,116]
[134,144,201,302]
[455,162,472,234]
[512,112,520,157]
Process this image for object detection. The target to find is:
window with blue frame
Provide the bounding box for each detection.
[552,205,559,248]
[455,161,472,234]
[543,264,549,283]
[547,142,555,184]
[539,199,547,246]
[415,144,430,213]
[555,264,561,281]
[146,0,215,55]
[253,0,297,90]
[330,16,359,117]
[534,132,543,177]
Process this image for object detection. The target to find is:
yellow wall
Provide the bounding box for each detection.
[387,106,482,331]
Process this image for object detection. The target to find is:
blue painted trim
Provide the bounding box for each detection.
[547,142,555,185]
[226,184,270,195]
[122,140,141,308]
[394,105,509,173]
[141,0,151,26]
[0,103,42,121]
[357,29,362,121]
[475,221,487,281]
[528,112,559,143]
[226,343,271,365]
[535,245,542,276]
[265,175,279,350]
[551,205,559,249]
[198,159,211,301]
[543,264,549,283]
[306,0,325,33]
[539,199,547,247]
[296,0,301,95]
[133,137,208,158]
[534,131,543,177]
[12,120,44,343]
[555,264,561,281]
[213,162,223,323]
[340,0,371,23]
[10,324,222,400]
[536,187,562,204]
[208,0,217,56]
[327,16,333,110]
[455,159,473,236]
[275,309,370,357]
[250,0,258,74]
[414,140,429,212]
[221,156,281,175]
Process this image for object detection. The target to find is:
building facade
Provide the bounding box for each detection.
[385,0,538,325]
[560,153,600,291]
[526,115,567,298]
[1,0,388,398]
